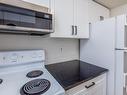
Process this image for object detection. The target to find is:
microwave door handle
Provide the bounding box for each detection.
[6,23,16,26]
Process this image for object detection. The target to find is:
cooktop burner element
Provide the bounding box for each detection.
[20,79,51,95]
[0,79,3,84]
[26,70,43,78]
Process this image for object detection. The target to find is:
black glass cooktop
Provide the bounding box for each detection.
[46,60,108,90]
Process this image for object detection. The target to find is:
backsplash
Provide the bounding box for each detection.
[0,34,79,64]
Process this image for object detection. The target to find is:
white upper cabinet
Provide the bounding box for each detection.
[50,0,74,38]
[74,0,89,38]
[50,0,109,39]
[50,0,89,39]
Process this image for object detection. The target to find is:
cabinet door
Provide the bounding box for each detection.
[50,0,74,38]
[77,81,106,95]
[74,91,89,95]
[66,74,106,95]
[85,78,106,95]
[74,0,89,39]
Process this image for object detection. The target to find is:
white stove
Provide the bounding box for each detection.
[0,50,65,95]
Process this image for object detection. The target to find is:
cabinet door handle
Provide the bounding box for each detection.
[85,82,95,89]
[72,25,74,35]
[75,26,77,35]
[89,23,91,38]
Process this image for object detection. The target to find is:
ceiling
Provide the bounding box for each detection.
[93,0,127,9]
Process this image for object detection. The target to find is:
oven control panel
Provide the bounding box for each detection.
[0,50,45,66]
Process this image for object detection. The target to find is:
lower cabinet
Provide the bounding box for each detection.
[65,73,106,95]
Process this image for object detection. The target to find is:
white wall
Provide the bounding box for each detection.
[0,0,79,65]
[88,0,110,22]
[111,4,127,17]
[0,0,109,65]
[22,0,50,8]
[0,0,49,13]
[0,34,79,64]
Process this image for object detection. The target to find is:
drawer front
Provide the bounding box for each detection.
[66,73,106,95]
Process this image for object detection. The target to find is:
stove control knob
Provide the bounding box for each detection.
[0,56,6,64]
[31,52,37,58]
[10,53,18,62]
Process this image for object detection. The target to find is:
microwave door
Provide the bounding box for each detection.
[0,3,53,35]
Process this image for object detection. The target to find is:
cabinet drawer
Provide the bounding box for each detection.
[65,73,106,95]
